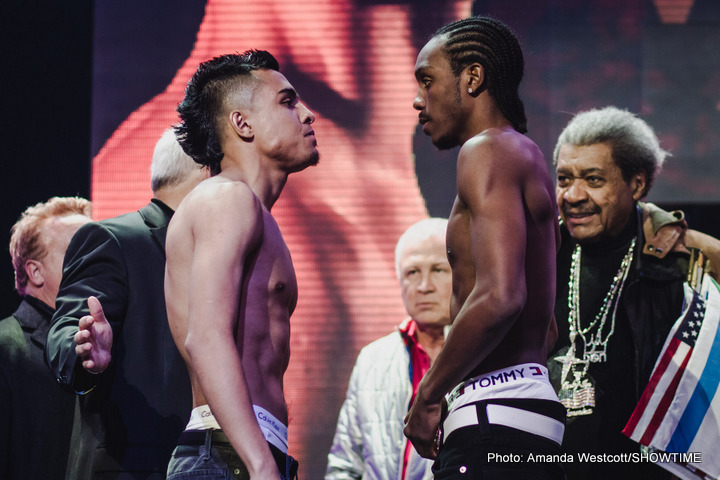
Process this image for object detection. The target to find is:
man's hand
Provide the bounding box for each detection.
[404,388,443,459]
[74,296,113,373]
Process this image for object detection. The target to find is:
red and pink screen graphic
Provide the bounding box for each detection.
[91,1,472,477]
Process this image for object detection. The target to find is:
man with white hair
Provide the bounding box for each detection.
[549,106,720,479]
[45,128,207,479]
[326,218,451,480]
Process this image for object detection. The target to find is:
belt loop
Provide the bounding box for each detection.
[202,429,213,461]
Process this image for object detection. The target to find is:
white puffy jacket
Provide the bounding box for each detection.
[325,319,433,480]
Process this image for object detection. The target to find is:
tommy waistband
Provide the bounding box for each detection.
[446,363,559,412]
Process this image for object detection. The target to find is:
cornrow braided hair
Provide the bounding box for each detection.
[176,50,280,175]
[435,16,527,134]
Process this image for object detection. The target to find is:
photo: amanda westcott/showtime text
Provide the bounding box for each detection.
[488,451,703,465]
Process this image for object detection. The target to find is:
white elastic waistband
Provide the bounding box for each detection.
[446,363,558,412]
[253,405,288,453]
[185,405,288,453]
[443,403,565,446]
[187,405,220,430]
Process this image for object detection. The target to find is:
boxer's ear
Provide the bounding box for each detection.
[230,110,253,141]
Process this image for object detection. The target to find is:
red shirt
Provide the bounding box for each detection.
[399,318,432,480]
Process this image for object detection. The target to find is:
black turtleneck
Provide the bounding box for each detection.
[569,208,641,455]
[578,209,638,330]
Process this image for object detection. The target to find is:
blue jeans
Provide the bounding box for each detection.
[167,430,298,480]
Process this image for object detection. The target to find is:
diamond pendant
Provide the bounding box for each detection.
[584,348,607,363]
[555,353,596,416]
[559,380,596,417]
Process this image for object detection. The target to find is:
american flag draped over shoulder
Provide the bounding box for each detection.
[623,258,720,480]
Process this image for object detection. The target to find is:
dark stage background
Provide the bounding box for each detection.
[3,1,719,479]
[2,3,93,320]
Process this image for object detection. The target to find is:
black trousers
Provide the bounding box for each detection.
[434,399,567,480]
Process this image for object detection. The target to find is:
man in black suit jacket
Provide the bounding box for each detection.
[1,196,92,480]
[45,129,207,479]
